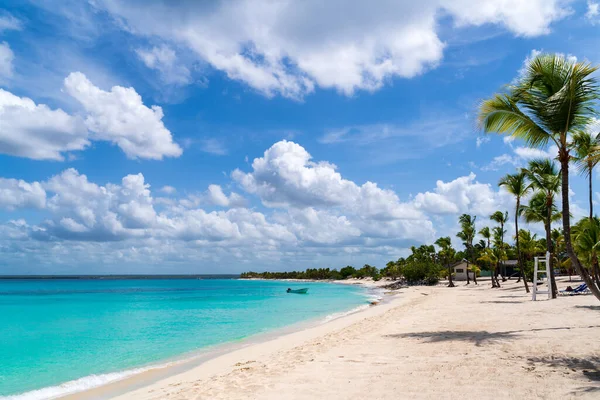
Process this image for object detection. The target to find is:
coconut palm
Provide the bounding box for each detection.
[478,53,600,300]
[524,159,561,297]
[572,217,600,285]
[571,131,600,220]
[490,211,509,282]
[435,236,455,287]
[479,227,491,249]
[499,170,531,293]
[456,214,477,285]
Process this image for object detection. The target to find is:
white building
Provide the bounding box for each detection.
[451,261,476,281]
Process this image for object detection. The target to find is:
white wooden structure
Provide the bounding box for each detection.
[532,252,551,301]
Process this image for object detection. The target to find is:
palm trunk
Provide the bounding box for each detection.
[559,152,600,301]
[545,208,557,299]
[448,260,455,287]
[515,199,529,293]
[466,258,470,285]
[589,164,594,220]
[471,246,477,285]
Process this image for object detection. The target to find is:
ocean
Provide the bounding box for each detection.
[0,278,374,399]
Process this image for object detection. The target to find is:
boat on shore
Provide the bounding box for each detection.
[286,288,308,294]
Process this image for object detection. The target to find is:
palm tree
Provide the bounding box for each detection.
[456,214,477,285]
[435,236,455,287]
[571,131,600,220]
[525,159,561,298]
[572,217,600,285]
[499,170,531,293]
[478,53,600,301]
[520,191,561,297]
[479,227,491,249]
[490,211,509,282]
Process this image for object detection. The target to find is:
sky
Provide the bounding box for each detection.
[0,0,599,275]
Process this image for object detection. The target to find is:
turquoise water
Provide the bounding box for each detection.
[0,279,372,398]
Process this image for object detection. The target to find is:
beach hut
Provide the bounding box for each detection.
[451,261,475,281]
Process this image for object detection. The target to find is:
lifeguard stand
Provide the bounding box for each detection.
[532,252,551,301]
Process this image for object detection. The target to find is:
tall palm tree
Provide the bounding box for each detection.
[499,170,531,293]
[525,159,561,298]
[456,214,477,285]
[571,131,600,220]
[478,53,600,301]
[490,211,509,282]
[435,236,455,287]
[479,227,491,249]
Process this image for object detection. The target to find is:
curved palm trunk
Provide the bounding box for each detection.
[515,199,529,293]
[471,246,478,285]
[560,153,600,301]
[466,257,470,285]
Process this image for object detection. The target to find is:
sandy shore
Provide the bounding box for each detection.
[69,278,600,400]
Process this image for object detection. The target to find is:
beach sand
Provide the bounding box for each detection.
[71,278,600,400]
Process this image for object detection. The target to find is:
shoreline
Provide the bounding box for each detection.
[69,286,408,400]
[30,279,385,400]
[66,278,600,399]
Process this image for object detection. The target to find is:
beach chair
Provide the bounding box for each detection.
[558,283,586,296]
[571,284,591,295]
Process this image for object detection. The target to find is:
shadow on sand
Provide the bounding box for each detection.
[385,326,600,347]
[574,305,600,311]
[527,356,600,394]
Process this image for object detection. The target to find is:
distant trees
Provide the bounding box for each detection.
[240,265,380,281]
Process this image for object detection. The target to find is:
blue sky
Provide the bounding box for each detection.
[0,0,599,274]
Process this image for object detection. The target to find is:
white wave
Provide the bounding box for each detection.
[322,304,371,323]
[1,362,177,400]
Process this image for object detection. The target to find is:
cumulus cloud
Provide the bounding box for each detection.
[413,173,512,216]
[0,42,14,82]
[0,178,46,210]
[93,0,569,99]
[135,45,191,85]
[0,140,538,271]
[64,72,183,160]
[0,88,89,160]
[232,140,421,220]
[200,138,228,155]
[206,184,245,208]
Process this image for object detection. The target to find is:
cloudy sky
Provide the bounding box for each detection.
[0,0,598,274]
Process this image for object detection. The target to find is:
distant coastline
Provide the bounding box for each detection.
[0,274,241,280]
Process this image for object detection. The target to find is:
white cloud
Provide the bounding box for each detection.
[0,12,22,32]
[413,173,512,216]
[94,0,570,99]
[0,178,46,210]
[481,154,519,171]
[159,185,176,194]
[0,42,14,82]
[476,136,490,147]
[513,145,557,160]
[232,140,422,220]
[587,1,600,23]
[135,45,191,85]
[206,184,245,208]
[200,138,228,155]
[64,72,183,160]
[0,88,89,160]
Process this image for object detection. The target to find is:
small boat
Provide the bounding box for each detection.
[286,288,308,294]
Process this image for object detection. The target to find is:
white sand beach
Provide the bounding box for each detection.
[69,278,600,400]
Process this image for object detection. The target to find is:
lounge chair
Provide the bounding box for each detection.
[558,283,586,296]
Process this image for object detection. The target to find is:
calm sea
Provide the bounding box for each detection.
[0,278,373,399]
